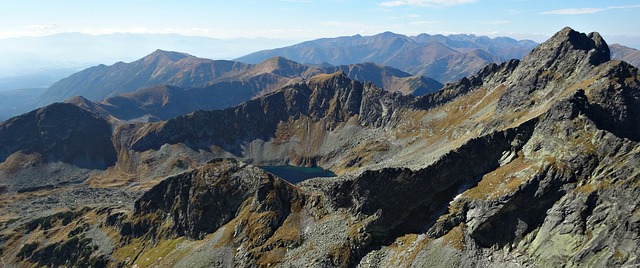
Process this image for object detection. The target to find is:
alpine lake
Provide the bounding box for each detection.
[259,165,337,184]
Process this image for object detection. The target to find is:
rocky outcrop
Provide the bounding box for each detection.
[130,158,304,240]
[496,27,610,112]
[114,158,320,267]
[327,120,536,260]
[129,71,414,154]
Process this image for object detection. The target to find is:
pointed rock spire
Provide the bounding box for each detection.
[524,27,610,68]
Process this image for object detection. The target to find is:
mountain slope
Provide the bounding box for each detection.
[610,43,640,67]
[327,62,442,96]
[0,102,116,192]
[113,27,640,267]
[411,48,502,82]
[2,27,640,267]
[62,57,440,122]
[39,49,253,104]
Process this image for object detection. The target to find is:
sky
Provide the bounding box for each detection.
[0,0,639,46]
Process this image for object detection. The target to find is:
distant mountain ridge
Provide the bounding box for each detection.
[17,33,640,123]
[236,31,539,82]
[39,50,253,104]
[52,52,441,121]
[610,44,640,67]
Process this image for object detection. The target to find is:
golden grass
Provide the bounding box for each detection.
[133,237,186,268]
[112,238,146,265]
[463,152,537,200]
[390,85,510,165]
[573,183,596,194]
[386,234,419,267]
[263,211,302,247]
[308,72,341,84]
[441,224,465,251]
[0,152,42,175]
[328,243,352,267]
[340,139,390,172]
[257,247,287,267]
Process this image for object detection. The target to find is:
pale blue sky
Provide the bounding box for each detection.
[1,0,638,45]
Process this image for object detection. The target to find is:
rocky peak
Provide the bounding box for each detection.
[494,28,612,112]
[64,95,111,119]
[130,158,303,240]
[252,56,312,77]
[143,49,192,63]
[129,71,412,153]
[65,95,93,106]
[523,27,610,69]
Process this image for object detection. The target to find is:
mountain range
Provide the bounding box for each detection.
[1,31,638,122]
[0,33,295,94]
[43,51,440,121]
[236,31,538,82]
[0,28,640,267]
[1,27,640,267]
[238,31,640,85]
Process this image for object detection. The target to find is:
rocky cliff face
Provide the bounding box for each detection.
[127,71,413,161]
[126,158,304,240]
[2,27,640,267]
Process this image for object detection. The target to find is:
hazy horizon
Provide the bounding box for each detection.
[1,0,638,46]
[0,1,638,102]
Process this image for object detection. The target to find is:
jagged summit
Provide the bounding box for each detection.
[524,27,610,68]
[485,27,615,113]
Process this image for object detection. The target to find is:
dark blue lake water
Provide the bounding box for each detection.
[260,165,337,184]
